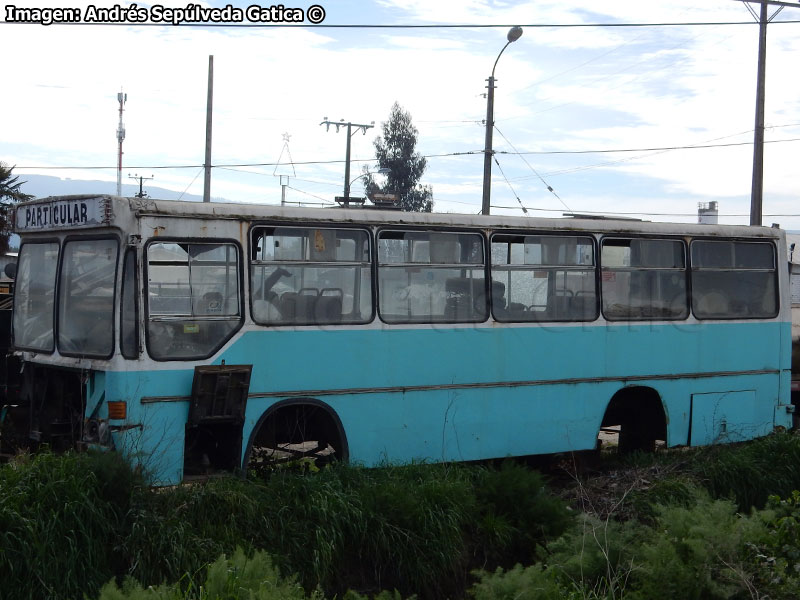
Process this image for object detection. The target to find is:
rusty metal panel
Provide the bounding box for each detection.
[188,364,252,425]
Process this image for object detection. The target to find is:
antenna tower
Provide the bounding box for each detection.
[116,89,127,196]
[274,132,297,206]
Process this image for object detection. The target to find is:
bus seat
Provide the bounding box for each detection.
[294,293,318,322]
[280,292,298,321]
[316,296,343,322]
[252,299,282,322]
[445,277,485,320]
[546,295,571,320]
[570,295,597,320]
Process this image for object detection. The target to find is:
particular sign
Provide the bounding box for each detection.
[15,197,110,232]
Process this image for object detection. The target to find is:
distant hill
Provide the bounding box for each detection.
[16,174,220,203]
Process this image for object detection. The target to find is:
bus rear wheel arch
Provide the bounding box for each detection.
[600,386,667,454]
[243,399,348,477]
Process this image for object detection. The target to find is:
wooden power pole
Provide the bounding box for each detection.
[741,0,798,225]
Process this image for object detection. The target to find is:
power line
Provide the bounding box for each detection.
[12,134,800,174]
[285,185,336,205]
[506,136,800,180]
[12,151,483,171]
[491,156,528,215]
[493,126,571,212]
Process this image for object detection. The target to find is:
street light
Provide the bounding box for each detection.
[351,167,391,188]
[336,167,391,207]
[481,26,523,216]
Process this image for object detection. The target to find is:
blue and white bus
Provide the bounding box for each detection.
[4,194,793,484]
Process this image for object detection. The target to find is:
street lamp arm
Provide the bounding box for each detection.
[349,167,390,187]
[491,41,513,78]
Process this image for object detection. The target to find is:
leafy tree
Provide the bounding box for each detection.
[0,163,33,254]
[363,102,433,212]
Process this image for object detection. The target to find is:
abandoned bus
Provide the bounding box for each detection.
[4,194,793,484]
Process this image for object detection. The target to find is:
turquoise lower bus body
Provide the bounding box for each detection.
[86,320,793,486]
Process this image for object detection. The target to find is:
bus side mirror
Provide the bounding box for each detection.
[4,262,16,280]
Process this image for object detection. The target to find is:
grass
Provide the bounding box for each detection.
[0,453,572,600]
[7,432,800,600]
[0,451,141,600]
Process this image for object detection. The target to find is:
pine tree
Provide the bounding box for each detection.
[364,102,433,212]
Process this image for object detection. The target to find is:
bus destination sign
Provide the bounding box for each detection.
[15,197,111,232]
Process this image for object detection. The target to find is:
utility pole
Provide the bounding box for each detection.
[320,118,374,207]
[116,90,127,196]
[128,173,153,198]
[481,26,523,216]
[741,0,798,225]
[203,55,214,203]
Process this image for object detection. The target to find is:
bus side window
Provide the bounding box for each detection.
[146,242,242,360]
[377,230,486,324]
[121,248,139,358]
[691,241,777,319]
[250,227,372,326]
[601,238,687,321]
[491,234,597,322]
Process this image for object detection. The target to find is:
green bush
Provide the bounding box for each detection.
[472,461,573,568]
[625,476,698,525]
[470,488,769,600]
[746,491,800,598]
[470,564,579,600]
[98,548,317,600]
[626,494,767,600]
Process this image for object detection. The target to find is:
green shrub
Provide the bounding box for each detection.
[470,564,580,600]
[98,548,317,599]
[745,491,800,598]
[626,477,699,525]
[471,461,573,568]
[470,489,770,600]
[626,494,767,600]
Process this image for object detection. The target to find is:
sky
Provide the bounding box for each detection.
[2,0,800,227]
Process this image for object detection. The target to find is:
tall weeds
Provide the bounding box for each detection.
[0,453,571,600]
[689,431,800,510]
[0,451,141,600]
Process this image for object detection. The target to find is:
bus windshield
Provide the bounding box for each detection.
[13,242,59,351]
[57,239,119,356]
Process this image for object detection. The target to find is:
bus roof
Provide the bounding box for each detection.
[14,193,784,240]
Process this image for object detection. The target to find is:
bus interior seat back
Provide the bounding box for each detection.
[316,296,343,322]
[318,288,344,322]
[279,292,298,321]
[570,294,597,320]
[445,277,487,319]
[294,293,318,322]
[546,295,572,319]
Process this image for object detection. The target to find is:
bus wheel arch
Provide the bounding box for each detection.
[600,386,667,453]
[243,398,349,475]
